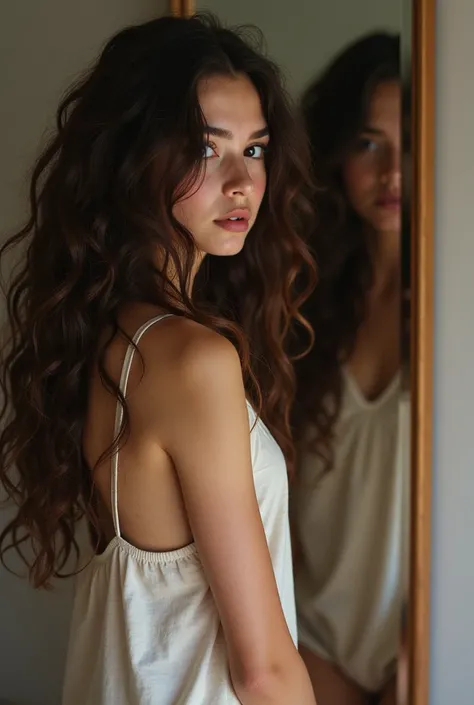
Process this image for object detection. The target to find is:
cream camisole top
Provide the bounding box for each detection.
[62,315,296,705]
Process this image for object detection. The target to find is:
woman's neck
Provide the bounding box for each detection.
[156,248,206,303]
[368,229,401,299]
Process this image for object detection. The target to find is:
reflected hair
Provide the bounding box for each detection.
[0,13,316,587]
[293,31,400,469]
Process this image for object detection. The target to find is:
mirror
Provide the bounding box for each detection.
[182,1,435,704]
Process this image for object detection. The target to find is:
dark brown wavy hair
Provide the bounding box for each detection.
[0,14,316,587]
[292,32,400,470]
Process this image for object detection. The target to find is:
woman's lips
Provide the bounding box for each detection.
[377,195,401,209]
[214,217,250,232]
[214,208,251,232]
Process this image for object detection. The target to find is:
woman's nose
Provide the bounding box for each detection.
[222,161,254,198]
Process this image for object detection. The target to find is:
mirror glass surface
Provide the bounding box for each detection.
[198,2,411,703]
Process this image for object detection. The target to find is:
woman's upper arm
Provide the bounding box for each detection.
[159,328,296,687]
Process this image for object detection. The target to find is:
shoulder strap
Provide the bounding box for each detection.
[111,314,175,538]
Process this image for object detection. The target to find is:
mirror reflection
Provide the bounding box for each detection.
[291,33,406,705]
[199,2,408,703]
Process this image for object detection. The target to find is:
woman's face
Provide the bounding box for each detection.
[342,80,401,236]
[173,73,268,258]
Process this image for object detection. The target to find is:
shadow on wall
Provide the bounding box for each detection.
[0,511,90,705]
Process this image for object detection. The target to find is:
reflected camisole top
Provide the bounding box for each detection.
[291,368,409,692]
[62,314,296,705]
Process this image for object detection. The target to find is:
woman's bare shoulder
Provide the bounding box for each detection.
[110,306,242,408]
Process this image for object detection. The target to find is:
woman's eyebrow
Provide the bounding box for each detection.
[361,125,384,135]
[204,126,269,140]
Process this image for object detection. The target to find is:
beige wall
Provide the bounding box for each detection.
[197,0,401,96]
[0,4,168,703]
[430,1,474,703]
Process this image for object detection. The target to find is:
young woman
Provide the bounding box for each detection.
[291,33,405,705]
[0,15,317,705]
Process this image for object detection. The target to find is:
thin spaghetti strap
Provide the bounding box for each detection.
[111,313,175,538]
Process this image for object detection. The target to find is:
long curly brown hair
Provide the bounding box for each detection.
[0,14,316,588]
[293,32,400,470]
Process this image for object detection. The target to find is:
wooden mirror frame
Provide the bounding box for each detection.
[167,2,436,703]
[169,0,194,17]
[409,0,435,704]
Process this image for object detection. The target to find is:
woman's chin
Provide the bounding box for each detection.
[204,234,248,257]
[373,212,401,235]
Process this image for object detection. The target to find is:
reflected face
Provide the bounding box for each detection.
[173,73,269,258]
[342,80,401,235]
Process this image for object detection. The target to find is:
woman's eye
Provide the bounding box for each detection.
[202,143,217,159]
[245,144,267,159]
[357,137,379,153]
